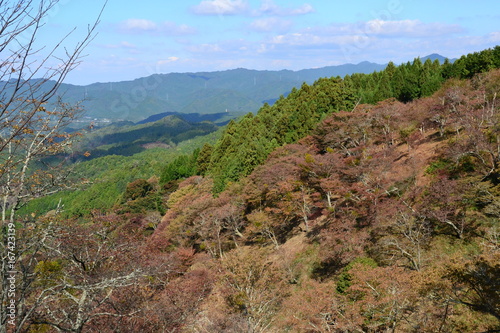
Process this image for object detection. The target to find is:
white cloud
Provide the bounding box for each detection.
[305,20,464,40]
[260,20,464,50]
[184,39,261,59]
[95,55,141,68]
[119,19,196,35]
[289,4,314,15]
[258,0,314,16]
[103,41,137,49]
[186,43,224,53]
[257,43,274,54]
[487,31,500,42]
[100,41,143,55]
[120,41,136,49]
[268,32,362,48]
[121,19,157,32]
[191,0,313,17]
[191,0,249,15]
[161,22,197,35]
[363,19,463,37]
[157,57,180,65]
[249,17,292,32]
[242,19,478,65]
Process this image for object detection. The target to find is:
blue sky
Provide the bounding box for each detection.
[39,0,500,85]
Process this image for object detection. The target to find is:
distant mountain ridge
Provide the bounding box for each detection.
[421,53,455,63]
[136,111,243,126]
[54,54,450,122]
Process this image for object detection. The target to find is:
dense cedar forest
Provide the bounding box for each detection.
[4,46,500,332]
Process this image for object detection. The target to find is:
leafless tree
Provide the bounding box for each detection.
[0,1,106,332]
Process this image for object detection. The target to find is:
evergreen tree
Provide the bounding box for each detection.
[420,59,443,97]
[373,71,393,101]
[441,58,454,79]
[196,143,213,176]
[206,76,356,193]
[398,60,421,102]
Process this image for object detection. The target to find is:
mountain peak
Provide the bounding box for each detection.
[421,53,454,63]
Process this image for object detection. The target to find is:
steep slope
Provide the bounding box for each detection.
[73,115,219,159]
[12,48,500,333]
[153,46,500,194]
[148,69,500,331]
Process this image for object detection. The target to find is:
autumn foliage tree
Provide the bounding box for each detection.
[3,41,499,332]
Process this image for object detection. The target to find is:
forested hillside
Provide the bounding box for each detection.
[71,114,220,160]
[54,61,386,122]
[165,46,500,194]
[4,46,500,332]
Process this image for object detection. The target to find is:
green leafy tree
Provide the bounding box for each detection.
[160,149,200,183]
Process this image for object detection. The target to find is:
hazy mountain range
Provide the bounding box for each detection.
[56,54,452,123]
